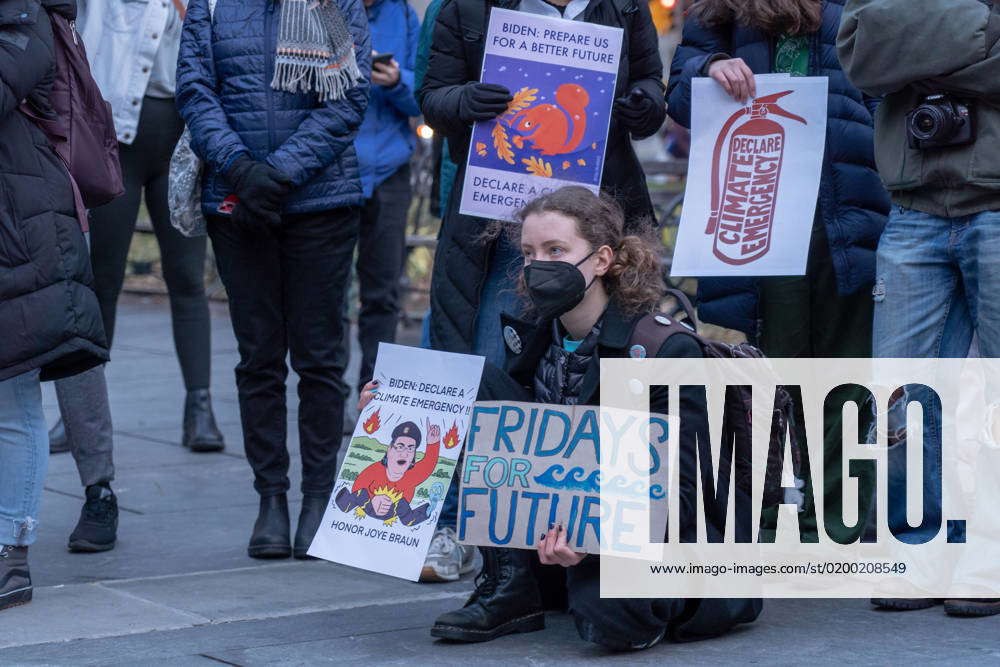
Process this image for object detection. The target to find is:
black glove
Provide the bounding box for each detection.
[225,156,292,230]
[614,88,663,137]
[458,82,513,124]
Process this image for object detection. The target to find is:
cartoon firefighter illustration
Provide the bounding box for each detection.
[335,418,440,527]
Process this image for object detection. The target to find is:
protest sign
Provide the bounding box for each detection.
[670,75,829,277]
[308,344,484,580]
[458,401,670,554]
[459,8,623,221]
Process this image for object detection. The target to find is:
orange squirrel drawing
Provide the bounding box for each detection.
[509,83,590,156]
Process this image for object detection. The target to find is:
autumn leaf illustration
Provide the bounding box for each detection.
[577,158,587,166]
[502,87,539,118]
[512,135,525,149]
[522,156,553,177]
[562,161,570,170]
[475,141,487,157]
[492,122,515,164]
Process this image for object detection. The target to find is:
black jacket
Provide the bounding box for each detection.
[419,0,665,355]
[0,0,108,382]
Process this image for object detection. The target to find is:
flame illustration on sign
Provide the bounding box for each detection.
[443,422,460,449]
[363,409,381,435]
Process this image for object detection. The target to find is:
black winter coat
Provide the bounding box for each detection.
[419,0,666,355]
[666,0,890,340]
[0,0,108,382]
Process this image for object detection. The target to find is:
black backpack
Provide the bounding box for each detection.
[629,289,804,511]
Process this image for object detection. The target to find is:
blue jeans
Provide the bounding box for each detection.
[438,236,525,529]
[0,370,48,546]
[873,205,1000,543]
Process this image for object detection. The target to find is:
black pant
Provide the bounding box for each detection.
[339,165,411,393]
[89,96,211,390]
[208,208,359,496]
[564,557,760,650]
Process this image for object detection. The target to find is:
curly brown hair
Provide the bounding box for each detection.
[689,0,822,36]
[510,186,665,316]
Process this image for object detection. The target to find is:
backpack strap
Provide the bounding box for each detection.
[628,311,700,359]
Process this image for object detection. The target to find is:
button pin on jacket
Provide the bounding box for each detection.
[629,344,647,359]
[503,325,522,354]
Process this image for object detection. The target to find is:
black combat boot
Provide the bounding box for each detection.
[182,389,225,452]
[431,547,545,642]
[49,417,70,454]
[248,494,291,559]
[68,483,118,552]
[294,493,329,559]
[0,545,31,611]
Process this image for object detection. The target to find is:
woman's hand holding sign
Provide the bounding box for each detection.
[358,380,379,412]
[708,57,757,104]
[538,524,585,568]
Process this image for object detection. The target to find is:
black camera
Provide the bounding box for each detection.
[907,94,974,150]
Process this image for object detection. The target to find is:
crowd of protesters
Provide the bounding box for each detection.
[2,0,1000,653]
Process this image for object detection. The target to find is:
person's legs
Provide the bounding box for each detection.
[145,98,212,392]
[208,219,289,496]
[56,366,114,488]
[472,235,525,366]
[144,98,223,451]
[282,208,358,496]
[0,370,45,611]
[0,370,46,547]
[565,556,683,650]
[281,208,358,556]
[355,165,411,392]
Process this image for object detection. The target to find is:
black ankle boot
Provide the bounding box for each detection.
[430,547,545,642]
[294,494,329,559]
[183,389,225,452]
[49,418,69,454]
[0,545,31,611]
[248,495,291,559]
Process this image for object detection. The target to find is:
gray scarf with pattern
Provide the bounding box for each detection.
[271,0,362,102]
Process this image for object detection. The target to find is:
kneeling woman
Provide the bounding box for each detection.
[427,186,761,650]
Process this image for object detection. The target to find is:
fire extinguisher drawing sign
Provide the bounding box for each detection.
[671,76,829,277]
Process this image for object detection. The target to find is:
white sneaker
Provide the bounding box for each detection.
[420,526,464,583]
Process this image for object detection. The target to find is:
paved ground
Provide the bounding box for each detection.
[2,295,1000,665]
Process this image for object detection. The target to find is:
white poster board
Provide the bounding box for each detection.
[670,75,829,277]
[459,7,623,221]
[308,343,485,580]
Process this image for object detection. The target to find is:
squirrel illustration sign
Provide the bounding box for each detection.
[308,344,484,580]
[671,75,829,277]
[460,8,623,221]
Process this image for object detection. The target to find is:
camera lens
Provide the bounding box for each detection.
[910,106,945,141]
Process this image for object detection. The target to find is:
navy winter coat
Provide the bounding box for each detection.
[176,0,371,216]
[667,0,889,340]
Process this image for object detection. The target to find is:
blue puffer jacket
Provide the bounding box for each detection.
[356,0,420,199]
[176,0,371,216]
[667,0,890,341]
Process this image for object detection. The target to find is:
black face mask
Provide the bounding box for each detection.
[523,251,595,321]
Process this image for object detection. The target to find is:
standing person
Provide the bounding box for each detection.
[839,0,1000,617]
[342,0,421,397]
[667,0,890,544]
[176,0,370,559]
[0,0,109,610]
[64,0,225,455]
[417,0,666,578]
[428,187,761,645]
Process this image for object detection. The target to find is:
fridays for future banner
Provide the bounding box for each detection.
[459,8,623,221]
